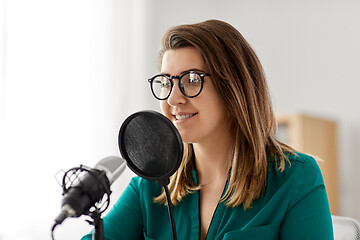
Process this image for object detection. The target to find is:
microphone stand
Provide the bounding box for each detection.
[157,178,177,240]
[163,185,177,240]
[87,210,104,240]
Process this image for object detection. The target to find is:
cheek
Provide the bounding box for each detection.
[160,101,170,117]
[205,91,229,122]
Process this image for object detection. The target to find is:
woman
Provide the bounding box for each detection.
[82,19,333,239]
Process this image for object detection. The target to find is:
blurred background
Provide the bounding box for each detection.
[0,0,359,239]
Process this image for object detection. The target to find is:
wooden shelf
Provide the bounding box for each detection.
[276,114,338,214]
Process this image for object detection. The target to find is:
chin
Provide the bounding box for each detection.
[178,133,191,143]
[179,134,198,144]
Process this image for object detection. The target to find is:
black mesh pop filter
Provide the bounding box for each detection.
[118,110,182,240]
[118,110,183,186]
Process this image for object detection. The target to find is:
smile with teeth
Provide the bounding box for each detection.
[175,113,196,120]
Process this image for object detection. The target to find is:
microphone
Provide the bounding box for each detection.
[54,156,126,225]
[94,156,127,185]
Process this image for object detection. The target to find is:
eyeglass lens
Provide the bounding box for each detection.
[152,72,203,99]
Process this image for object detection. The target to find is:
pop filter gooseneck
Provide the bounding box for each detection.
[118,110,183,240]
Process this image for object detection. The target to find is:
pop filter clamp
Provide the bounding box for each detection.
[118,110,183,240]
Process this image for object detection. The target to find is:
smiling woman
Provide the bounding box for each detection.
[82,19,334,240]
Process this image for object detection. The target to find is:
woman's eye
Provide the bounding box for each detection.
[162,82,171,88]
[189,78,201,84]
[186,73,202,84]
[187,76,201,84]
[154,79,171,88]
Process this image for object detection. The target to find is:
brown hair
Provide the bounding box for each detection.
[154,19,293,209]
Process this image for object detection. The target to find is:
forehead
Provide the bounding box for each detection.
[161,47,207,75]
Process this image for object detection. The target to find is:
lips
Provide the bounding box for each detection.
[175,113,196,120]
[173,112,197,121]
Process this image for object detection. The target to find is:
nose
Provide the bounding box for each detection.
[167,79,186,106]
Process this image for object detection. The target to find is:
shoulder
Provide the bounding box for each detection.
[128,176,162,198]
[269,152,323,180]
[267,152,325,196]
[287,152,321,168]
[286,152,324,184]
[267,152,326,207]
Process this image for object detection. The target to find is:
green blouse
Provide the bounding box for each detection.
[82,153,334,239]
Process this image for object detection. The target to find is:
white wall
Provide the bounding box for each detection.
[0,0,140,239]
[1,0,359,239]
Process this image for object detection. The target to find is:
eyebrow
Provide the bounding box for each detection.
[161,68,206,76]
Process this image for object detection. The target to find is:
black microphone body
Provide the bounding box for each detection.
[61,168,110,218]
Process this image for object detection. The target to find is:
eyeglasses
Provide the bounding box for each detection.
[148,71,210,100]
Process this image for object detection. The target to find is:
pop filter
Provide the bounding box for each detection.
[118,110,183,186]
[118,110,183,240]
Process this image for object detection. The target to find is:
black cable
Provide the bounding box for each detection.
[163,185,177,240]
[51,211,68,240]
[51,222,58,240]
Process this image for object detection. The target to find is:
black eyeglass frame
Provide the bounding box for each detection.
[148,70,210,100]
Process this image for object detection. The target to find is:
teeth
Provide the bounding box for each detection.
[175,114,195,120]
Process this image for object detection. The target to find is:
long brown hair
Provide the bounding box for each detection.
[154,19,293,209]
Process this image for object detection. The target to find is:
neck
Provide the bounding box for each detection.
[193,134,232,185]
